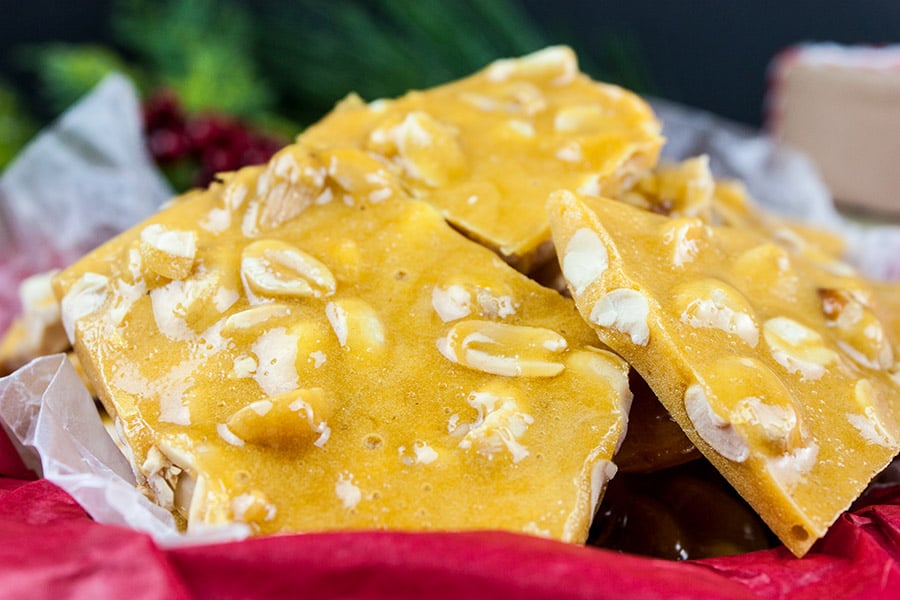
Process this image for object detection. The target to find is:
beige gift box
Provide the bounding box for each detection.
[769,44,900,219]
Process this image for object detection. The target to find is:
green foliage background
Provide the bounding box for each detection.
[1,0,652,169]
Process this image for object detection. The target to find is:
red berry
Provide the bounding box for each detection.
[147,128,189,162]
[142,90,185,131]
[143,89,288,188]
[202,146,234,174]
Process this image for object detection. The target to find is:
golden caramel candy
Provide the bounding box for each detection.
[872,282,900,390]
[53,144,631,542]
[709,174,850,271]
[873,281,900,344]
[619,155,715,221]
[0,272,99,396]
[300,46,662,271]
[547,190,900,556]
[0,270,70,375]
[619,156,848,262]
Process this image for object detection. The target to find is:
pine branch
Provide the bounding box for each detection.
[0,80,38,168]
[254,0,550,126]
[112,0,276,118]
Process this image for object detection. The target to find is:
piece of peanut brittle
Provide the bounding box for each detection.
[548,189,900,556]
[52,144,631,542]
[0,271,70,376]
[300,46,662,272]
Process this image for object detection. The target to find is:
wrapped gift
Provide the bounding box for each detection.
[768,43,900,218]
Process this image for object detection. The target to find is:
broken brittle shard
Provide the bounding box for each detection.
[300,46,663,272]
[52,143,631,542]
[547,189,900,556]
[0,271,70,375]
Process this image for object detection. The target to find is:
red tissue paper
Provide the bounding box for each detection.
[1,427,899,600]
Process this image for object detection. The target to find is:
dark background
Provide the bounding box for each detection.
[524,0,900,125]
[1,0,899,127]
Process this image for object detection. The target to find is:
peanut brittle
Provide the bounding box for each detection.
[300,46,662,272]
[874,281,900,384]
[52,144,631,542]
[619,155,715,221]
[620,155,847,260]
[547,190,900,556]
[0,271,69,375]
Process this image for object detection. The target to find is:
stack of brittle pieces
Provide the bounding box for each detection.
[2,46,899,559]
